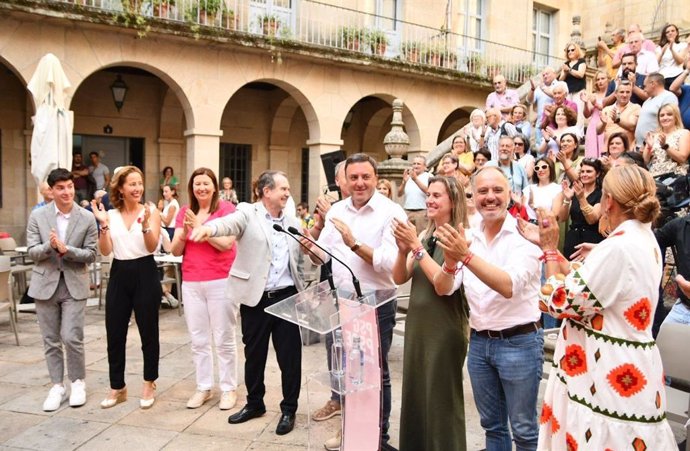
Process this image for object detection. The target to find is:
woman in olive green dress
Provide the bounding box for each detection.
[392,176,470,451]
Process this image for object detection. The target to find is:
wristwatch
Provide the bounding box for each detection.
[350,240,362,252]
[413,248,426,261]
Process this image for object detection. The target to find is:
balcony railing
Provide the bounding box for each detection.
[49,0,559,84]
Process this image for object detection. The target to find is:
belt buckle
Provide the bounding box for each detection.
[487,330,503,339]
[266,289,278,299]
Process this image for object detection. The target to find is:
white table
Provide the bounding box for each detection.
[155,254,183,314]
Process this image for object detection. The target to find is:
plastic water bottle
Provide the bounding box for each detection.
[348,335,364,385]
[331,330,344,379]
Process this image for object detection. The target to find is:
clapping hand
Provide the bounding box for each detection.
[434,223,469,268]
[49,228,67,254]
[561,180,574,200]
[183,209,198,236]
[391,218,420,255]
[572,180,585,200]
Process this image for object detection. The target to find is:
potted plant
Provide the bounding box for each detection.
[122,0,142,14]
[485,63,503,80]
[401,41,422,63]
[465,53,482,73]
[441,50,457,69]
[339,26,363,51]
[422,43,444,66]
[514,63,536,83]
[188,0,222,25]
[258,13,281,36]
[367,29,389,56]
[152,0,175,18]
[221,5,235,30]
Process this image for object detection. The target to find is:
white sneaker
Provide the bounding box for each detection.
[165,293,179,308]
[69,379,86,407]
[219,390,237,410]
[43,384,66,412]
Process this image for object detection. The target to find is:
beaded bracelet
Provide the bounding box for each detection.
[539,250,565,263]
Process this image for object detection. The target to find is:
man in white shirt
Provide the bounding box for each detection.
[434,166,543,451]
[26,168,98,412]
[303,153,407,451]
[624,32,659,76]
[397,155,430,235]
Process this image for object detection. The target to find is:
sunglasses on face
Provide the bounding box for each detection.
[567,48,575,53]
[514,142,525,146]
[536,165,549,171]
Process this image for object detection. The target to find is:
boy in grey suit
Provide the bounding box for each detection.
[26,168,98,411]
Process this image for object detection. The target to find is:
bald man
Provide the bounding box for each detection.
[486,74,520,120]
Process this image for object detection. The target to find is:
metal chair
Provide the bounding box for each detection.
[657,322,690,451]
[0,256,20,345]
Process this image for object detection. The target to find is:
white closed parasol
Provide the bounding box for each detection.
[27,53,74,185]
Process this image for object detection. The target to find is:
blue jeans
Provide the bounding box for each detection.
[468,328,544,451]
[662,300,690,326]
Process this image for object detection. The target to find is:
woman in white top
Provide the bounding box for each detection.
[525,157,562,221]
[656,24,688,89]
[91,166,162,410]
[463,109,486,153]
[160,185,179,240]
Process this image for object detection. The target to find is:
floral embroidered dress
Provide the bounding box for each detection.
[648,129,688,177]
[537,219,676,451]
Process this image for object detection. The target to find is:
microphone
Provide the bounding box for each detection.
[272,224,336,292]
[287,226,363,299]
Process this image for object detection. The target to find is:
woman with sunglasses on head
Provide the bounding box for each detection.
[558,158,605,259]
[581,70,609,159]
[525,158,562,221]
[392,176,470,451]
[559,42,587,127]
[514,134,535,180]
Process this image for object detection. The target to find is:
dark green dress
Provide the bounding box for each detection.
[399,239,469,451]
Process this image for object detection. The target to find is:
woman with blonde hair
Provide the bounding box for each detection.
[450,135,475,173]
[377,179,394,199]
[91,166,162,410]
[393,176,470,451]
[531,165,677,450]
[642,103,690,177]
[559,42,587,127]
[581,70,608,158]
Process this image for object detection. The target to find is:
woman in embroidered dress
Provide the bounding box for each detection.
[393,176,469,451]
[526,165,677,451]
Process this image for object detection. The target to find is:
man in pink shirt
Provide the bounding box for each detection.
[612,26,658,74]
[486,74,520,119]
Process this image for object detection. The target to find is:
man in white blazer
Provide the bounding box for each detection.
[190,170,304,435]
[26,168,98,411]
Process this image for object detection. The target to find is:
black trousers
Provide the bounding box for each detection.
[240,286,301,415]
[105,255,162,389]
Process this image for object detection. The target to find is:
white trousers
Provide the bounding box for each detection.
[182,278,238,392]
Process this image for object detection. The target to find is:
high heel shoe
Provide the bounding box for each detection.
[100,387,127,409]
[140,381,156,409]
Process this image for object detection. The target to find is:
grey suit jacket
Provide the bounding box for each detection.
[209,202,304,307]
[27,202,99,300]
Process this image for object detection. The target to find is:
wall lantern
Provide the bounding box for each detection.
[110,75,128,112]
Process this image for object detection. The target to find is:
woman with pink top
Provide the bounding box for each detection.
[581,70,608,159]
[171,168,239,410]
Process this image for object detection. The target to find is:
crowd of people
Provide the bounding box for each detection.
[22,22,690,451]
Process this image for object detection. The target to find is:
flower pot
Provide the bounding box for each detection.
[263,19,280,36]
[405,49,419,63]
[371,43,387,56]
[153,2,170,18]
[223,12,235,30]
[345,38,360,51]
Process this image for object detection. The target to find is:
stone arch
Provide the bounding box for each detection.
[341,93,421,158]
[437,106,475,143]
[70,61,194,130]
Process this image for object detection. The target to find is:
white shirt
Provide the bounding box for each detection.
[54,203,71,242]
[161,198,179,228]
[258,203,294,290]
[317,191,407,292]
[403,171,430,210]
[656,42,688,79]
[634,49,660,76]
[524,182,561,220]
[107,207,154,260]
[455,214,542,331]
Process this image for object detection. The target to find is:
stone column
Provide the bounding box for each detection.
[183,127,223,181]
[379,99,410,203]
[306,138,344,206]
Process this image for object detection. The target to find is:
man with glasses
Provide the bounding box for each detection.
[635,72,678,146]
[486,74,519,120]
[598,80,640,147]
[486,136,529,207]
